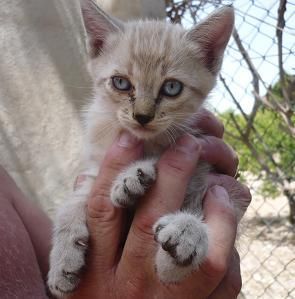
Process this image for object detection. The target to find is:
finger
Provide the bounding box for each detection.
[200,186,237,283]
[173,185,238,296]
[118,134,202,275]
[208,249,242,299]
[198,136,239,176]
[207,173,252,220]
[87,131,143,270]
[192,108,224,138]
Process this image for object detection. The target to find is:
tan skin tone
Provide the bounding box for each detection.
[69,109,251,299]
[0,110,249,298]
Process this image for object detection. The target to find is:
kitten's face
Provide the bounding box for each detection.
[91,22,215,139]
[81,1,234,140]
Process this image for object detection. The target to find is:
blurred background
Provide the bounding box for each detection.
[0,0,294,298]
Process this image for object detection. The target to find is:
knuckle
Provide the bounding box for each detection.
[204,258,228,281]
[89,183,110,201]
[163,161,185,176]
[128,216,157,255]
[158,156,190,179]
[214,262,228,279]
[87,189,116,222]
[125,220,155,263]
[210,114,224,138]
[132,215,156,244]
[106,157,129,174]
[235,184,252,212]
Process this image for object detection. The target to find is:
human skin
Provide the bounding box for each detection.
[0,110,251,299]
[0,166,51,299]
[68,110,251,299]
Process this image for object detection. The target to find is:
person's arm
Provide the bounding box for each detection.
[0,166,52,281]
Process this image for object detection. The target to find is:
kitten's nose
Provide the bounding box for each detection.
[133,113,153,126]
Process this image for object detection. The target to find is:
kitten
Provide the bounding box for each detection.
[48,1,236,296]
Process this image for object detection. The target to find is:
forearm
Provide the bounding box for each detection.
[0,166,52,280]
[0,166,50,298]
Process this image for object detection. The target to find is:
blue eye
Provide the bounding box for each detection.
[161,80,183,97]
[112,76,132,91]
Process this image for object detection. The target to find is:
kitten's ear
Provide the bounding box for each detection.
[187,6,234,74]
[80,0,123,58]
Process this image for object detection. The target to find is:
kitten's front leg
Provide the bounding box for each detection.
[48,176,94,297]
[110,158,157,207]
[153,211,208,283]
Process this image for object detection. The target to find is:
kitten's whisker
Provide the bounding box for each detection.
[178,125,195,135]
[94,125,113,139]
[173,122,192,131]
[81,109,116,116]
[169,125,179,141]
[171,122,196,136]
[164,131,173,147]
[163,130,172,146]
[64,84,94,89]
[166,128,176,145]
[172,112,200,120]
[92,121,116,139]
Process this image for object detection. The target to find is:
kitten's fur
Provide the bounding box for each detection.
[48,1,236,296]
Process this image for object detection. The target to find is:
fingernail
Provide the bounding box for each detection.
[210,185,229,201]
[118,131,139,148]
[175,134,201,155]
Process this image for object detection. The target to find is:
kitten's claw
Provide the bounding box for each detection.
[153,212,208,283]
[111,159,156,207]
[48,232,88,297]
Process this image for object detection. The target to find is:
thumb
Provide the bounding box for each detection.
[200,186,237,284]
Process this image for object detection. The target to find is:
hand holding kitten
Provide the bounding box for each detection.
[67,111,251,299]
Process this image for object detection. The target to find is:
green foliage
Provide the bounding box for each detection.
[271,74,295,108]
[219,107,295,198]
[219,74,295,199]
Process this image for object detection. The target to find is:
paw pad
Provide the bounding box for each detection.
[111,161,156,207]
[154,213,208,267]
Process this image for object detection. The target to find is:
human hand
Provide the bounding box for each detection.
[69,110,251,299]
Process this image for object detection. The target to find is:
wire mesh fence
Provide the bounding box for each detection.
[166,0,295,298]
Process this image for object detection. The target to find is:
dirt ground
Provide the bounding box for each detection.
[238,193,295,299]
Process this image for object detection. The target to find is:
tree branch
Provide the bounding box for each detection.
[228,113,278,179]
[231,28,264,139]
[276,0,287,86]
[219,75,249,122]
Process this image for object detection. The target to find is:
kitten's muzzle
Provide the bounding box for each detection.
[133,113,154,126]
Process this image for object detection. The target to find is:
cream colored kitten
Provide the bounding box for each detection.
[48,1,236,297]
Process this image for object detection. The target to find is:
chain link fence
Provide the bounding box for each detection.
[166,1,295,298]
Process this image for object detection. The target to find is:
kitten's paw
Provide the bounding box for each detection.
[153,212,208,283]
[47,229,88,297]
[111,159,156,207]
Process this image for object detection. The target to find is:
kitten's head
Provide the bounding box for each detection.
[81,0,234,140]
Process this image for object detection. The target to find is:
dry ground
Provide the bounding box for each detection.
[238,194,295,299]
